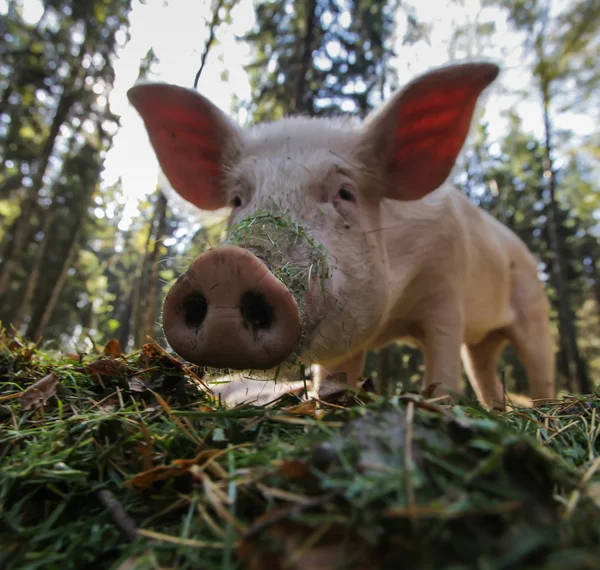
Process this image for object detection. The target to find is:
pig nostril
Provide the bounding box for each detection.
[181,293,208,328]
[240,291,275,330]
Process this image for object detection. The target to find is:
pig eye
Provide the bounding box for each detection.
[231,196,242,208]
[337,186,355,202]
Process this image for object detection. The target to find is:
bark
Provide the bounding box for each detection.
[131,195,163,347]
[585,248,600,323]
[375,346,391,397]
[10,208,55,332]
[118,284,135,351]
[27,218,85,339]
[137,193,168,346]
[540,79,591,394]
[292,0,318,114]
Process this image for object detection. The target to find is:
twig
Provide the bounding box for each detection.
[94,483,140,541]
[193,0,227,89]
[404,401,416,528]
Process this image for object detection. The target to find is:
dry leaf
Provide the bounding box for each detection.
[124,449,222,490]
[422,382,441,399]
[86,358,128,377]
[277,459,313,481]
[7,338,23,351]
[103,339,122,359]
[18,372,59,411]
[357,376,377,394]
[287,401,318,417]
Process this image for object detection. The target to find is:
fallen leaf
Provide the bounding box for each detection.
[287,401,318,417]
[7,338,23,351]
[124,449,222,490]
[277,459,313,481]
[18,372,59,411]
[422,382,441,399]
[357,376,377,394]
[103,339,122,358]
[141,342,163,359]
[86,358,128,377]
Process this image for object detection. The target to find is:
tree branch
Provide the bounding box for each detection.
[193,0,227,89]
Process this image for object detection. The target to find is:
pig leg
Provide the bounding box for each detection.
[505,305,556,404]
[460,330,508,410]
[504,268,556,403]
[421,318,464,400]
[312,351,366,394]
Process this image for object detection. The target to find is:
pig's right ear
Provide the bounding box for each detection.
[127,82,242,211]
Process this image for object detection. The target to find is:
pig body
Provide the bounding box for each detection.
[312,184,554,406]
[128,61,555,409]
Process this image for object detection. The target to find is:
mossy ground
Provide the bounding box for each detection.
[1,331,599,570]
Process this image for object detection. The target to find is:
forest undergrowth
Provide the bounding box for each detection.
[1,330,599,570]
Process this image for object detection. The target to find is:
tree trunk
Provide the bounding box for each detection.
[375,346,391,397]
[137,193,168,346]
[10,208,55,332]
[132,193,163,347]
[27,219,84,339]
[540,80,591,394]
[0,88,75,298]
[292,0,318,114]
[118,284,135,351]
[586,248,600,323]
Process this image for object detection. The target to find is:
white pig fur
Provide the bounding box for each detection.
[128,61,556,409]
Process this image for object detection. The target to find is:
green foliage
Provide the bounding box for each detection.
[240,0,410,122]
[0,0,136,347]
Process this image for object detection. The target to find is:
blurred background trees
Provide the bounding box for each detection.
[0,0,598,396]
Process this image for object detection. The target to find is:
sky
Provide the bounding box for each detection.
[7,0,595,227]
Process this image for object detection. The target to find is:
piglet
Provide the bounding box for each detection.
[128,61,555,409]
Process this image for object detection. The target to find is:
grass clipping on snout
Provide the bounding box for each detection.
[224,211,330,324]
[1,333,599,570]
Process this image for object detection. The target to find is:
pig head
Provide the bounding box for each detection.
[128,61,556,409]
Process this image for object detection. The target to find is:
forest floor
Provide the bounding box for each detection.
[1,332,599,570]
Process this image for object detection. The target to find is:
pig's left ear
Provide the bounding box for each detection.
[127,82,242,211]
[361,62,499,201]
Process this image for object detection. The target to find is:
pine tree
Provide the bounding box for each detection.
[490,0,600,393]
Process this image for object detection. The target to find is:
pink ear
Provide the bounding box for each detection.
[127,83,241,210]
[363,62,499,201]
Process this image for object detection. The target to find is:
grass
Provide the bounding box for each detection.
[0,332,599,570]
[225,212,330,313]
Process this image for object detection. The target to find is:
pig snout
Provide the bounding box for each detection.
[162,246,302,369]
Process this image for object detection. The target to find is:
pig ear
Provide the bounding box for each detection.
[362,62,499,201]
[127,82,242,211]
